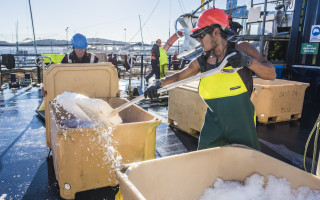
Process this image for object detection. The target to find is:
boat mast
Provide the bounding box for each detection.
[28,0,41,83]
[28,0,37,55]
[16,21,19,54]
[139,14,145,54]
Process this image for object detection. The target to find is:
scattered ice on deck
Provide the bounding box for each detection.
[0,194,7,200]
[199,174,320,200]
[96,126,123,171]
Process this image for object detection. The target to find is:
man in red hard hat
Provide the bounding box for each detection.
[145,39,161,84]
[144,8,276,151]
[228,14,243,35]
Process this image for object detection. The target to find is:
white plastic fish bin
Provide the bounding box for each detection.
[116,146,320,200]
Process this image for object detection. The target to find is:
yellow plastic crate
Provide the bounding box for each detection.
[251,78,309,124]
[45,63,161,199]
[168,81,206,137]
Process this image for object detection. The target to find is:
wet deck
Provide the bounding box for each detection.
[0,83,319,200]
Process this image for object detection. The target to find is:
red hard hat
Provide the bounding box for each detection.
[192,8,230,33]
[156,39,161,43]
[228,14,232,19]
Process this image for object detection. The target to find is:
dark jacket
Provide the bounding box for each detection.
[229,21,243,35]
[61,51,99,63]
[151,44,160,60]
[172,55,180,70]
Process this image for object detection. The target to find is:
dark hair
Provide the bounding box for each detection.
[219,28,228,39]
[207,24,228,40]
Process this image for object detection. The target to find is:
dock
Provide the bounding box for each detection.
[0,78,319,199]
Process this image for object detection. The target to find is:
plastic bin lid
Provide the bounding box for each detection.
[177,80,200,92]
[45,63,119,104]
[253,78,310,88]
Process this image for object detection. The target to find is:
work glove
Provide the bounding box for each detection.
[144,80,161,99]
[227,51,252,68]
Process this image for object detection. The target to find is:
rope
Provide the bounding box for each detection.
[178,0,185,14]
[128,0,160,42]
[303,113,320,174]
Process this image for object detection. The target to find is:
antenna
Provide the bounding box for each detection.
[66,27,69,53]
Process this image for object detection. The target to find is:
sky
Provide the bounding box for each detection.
[1,0,252,44]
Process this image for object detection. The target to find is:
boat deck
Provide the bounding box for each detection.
[0,82,319,200]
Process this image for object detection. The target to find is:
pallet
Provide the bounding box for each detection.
[168,118,200,138]
[256,113,302,124]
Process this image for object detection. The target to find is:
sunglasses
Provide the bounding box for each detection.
[198,32,208,40]
[193,27,210,40]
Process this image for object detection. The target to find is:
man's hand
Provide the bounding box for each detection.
[116,90,121,97]
[144,80,161,99]
[41,87,47,97]
[227,51,252,68]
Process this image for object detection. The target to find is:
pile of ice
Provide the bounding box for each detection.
[199,174,320,200]
[54,92,122,127]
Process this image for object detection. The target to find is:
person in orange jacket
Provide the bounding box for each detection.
[145,39,161,83]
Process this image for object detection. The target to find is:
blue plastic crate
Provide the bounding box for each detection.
[274,65,284,79]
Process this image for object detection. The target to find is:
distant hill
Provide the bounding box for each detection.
[0,41,10,45]
[87,38,126,45]
[24,39,67,45]
[6,38,127,45]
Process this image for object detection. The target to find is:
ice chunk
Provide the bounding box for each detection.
[55,91,122,127]
[75,95,122,127]
[55,92,91,121]
[0,194,7,200]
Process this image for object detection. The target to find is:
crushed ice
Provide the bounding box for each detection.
[199,173,320,200]
[54,91,122,127]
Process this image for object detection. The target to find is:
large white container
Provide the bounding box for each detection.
[116,146,320,200]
